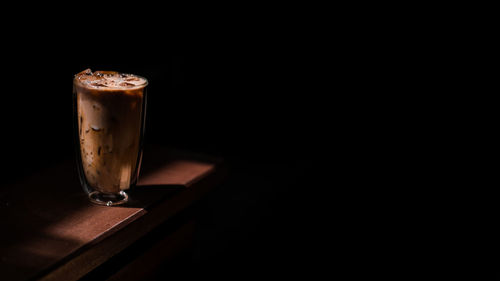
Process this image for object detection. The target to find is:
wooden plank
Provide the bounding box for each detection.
[0,146,224,281]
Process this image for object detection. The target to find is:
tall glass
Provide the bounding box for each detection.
[73,69,148,206]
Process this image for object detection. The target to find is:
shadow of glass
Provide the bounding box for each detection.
[122,184,185,209]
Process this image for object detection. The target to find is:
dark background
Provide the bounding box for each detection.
[5,10,497,279]
[0,29,319,277]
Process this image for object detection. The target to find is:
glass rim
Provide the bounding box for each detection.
[73,71,148,91]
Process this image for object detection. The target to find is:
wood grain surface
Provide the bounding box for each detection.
[0,146,224,281]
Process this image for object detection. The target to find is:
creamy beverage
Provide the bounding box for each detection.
[73,69,147,203]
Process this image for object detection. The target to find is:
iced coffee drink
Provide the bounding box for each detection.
[73,69,147,206]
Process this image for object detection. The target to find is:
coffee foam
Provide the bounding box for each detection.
[74,69,147,90]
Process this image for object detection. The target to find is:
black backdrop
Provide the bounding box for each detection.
[0,34,317,277]
[1,44,312,181]
[8,9,492,279]
[5,6,495,279]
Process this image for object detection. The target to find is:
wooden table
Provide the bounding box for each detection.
[0,146,225,281]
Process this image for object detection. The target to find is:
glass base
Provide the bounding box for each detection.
[89,191,128,206]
